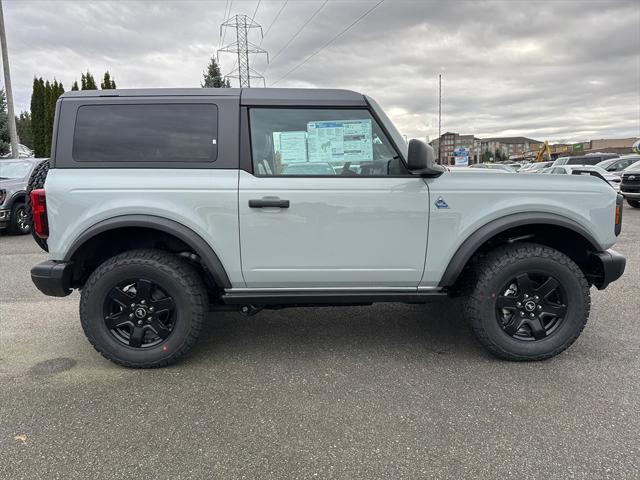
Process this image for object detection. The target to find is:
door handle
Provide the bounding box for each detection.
[249,198,290,209]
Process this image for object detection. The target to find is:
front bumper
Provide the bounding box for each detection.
[31,260,73,297]
[0,209,9,229]
[621,190,640,199]
[590,249,626,290]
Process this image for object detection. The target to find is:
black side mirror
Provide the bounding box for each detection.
[407,139,445,177]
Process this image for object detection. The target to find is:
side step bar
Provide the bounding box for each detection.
[220,288,446,306]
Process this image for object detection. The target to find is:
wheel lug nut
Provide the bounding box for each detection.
[130,303,135,308]
[149,307,154,312]
[140,300,146,305]
[530,313,535,318]
[147,317,152,322]
[524,294,529,298]
[137,320,142,325]
[516,302,522,307]
[520,311,525,316]
[534,295,539,300]
[538,305,542,310]
[129,313,134,319]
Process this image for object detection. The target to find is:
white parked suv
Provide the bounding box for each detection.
[28,88,626,368]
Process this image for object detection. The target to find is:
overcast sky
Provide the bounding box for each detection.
[2,0,639,143]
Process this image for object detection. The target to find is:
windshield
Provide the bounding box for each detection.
[0,161,32,179]
[625,160,640,172]
[570,166,608,175]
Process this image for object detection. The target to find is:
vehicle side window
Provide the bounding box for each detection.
[73,104,218,163]
[248,108,405,176]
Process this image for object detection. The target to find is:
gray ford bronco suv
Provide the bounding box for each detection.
[29,88,626,368]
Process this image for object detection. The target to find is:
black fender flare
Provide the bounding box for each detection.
[6,190,27,209]
[438,212,601,287]
[64,215,232,288]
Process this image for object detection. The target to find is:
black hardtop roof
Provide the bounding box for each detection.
[61,87,368,106]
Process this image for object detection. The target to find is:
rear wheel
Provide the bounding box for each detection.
[80,249,208,368]
[463,243,590,361]
[7,203,30,235]
[627,199,640,208]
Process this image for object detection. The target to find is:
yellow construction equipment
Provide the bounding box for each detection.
[535,140,552,163]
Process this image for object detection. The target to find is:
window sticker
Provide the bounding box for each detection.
[307,119,373,163]
[272,131,308,163]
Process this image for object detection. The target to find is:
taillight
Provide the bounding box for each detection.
[30,189,49,239]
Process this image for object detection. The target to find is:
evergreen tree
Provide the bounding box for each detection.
[80,71,98,90]
[15,112,33,149]
[71,80,79,91]
[101,71,116,89]
[201,56,228,88]
[43,81,53,156]
[0,88,9,155]
[29,77,64,157]
[30,78,46,157]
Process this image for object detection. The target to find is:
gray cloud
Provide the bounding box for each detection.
[2,0,639,143]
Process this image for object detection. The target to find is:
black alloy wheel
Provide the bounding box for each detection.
[80,249,207,368]
[463,242,590,361]
[15,205,30,233]
[495,273,567,341]
[103,278,176,348]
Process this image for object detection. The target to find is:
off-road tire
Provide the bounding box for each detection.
[463,242,590,361]
[7,202,30,235]
[80,249,208,368]
[25,159,50,251]
[627,199,640,208]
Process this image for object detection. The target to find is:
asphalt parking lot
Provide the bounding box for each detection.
[1,207,639,480]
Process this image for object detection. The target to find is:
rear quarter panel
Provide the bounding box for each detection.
[44,168,244,287]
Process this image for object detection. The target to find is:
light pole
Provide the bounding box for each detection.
[0,0,19,158]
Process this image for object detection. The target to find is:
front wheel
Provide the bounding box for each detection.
[463,243,590,361]
[7,203,30,235]
[627,199,640,208]
[80,249,208,368]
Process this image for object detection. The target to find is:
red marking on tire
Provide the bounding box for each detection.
[490,292,496,299]
[162,346,168,351]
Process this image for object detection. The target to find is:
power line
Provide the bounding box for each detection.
[218,0,230,50]
[262,0,329,75]
[250,0,261,22]
[270,0,386,86]
[261,0,288,44]
[220,0,233,47]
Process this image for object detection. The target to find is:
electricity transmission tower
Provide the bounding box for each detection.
[217,14,269,87]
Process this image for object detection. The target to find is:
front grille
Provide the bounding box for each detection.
[622,173,640,184]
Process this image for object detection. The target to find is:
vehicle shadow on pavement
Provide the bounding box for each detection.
[189,298,485,364]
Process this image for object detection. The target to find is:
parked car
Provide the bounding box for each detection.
[520,161,553,173]
[547,165,621,191]
[0,143,35,159]
[27,87,625,368]
[0,158,40,234]
[620,160,640,208]
[552,153,619,167]
[469,163,516,172]
[596,155,640,174]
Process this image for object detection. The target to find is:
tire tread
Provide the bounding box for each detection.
[79,249,207,368]
[463,242,590,361]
